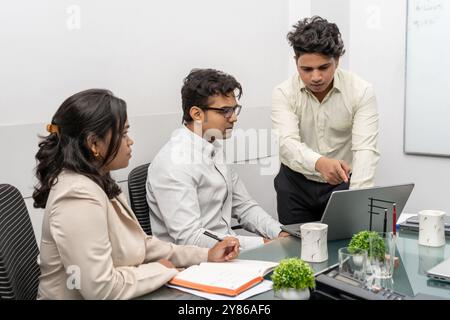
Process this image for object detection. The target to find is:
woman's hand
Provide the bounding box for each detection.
[207,237,240,262]
[158,258,176,269]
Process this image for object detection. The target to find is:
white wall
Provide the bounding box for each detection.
[302,0,450,214]
[282,0,450,215]
[6,1,447,244]
[0,0,290,124]
[286,1,312,75]
[287,0,350,70]
[347,0,450,214]
[310,0,350,70]
[0,0,298,242]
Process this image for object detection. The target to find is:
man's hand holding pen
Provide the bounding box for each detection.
[207,237,240,262]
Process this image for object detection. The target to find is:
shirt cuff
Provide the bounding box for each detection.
[135,262,179,282]
[305,151,323,173]
[237,236,265,251]
[197,247,210,263]
[267,222,284,239]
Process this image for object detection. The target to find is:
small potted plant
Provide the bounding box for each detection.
[271,257,315,300]
[348,230,385,262]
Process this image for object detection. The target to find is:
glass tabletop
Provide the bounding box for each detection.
[239,231,450,300]
[136,231,450,300]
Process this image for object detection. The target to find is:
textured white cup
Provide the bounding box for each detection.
[300,223,328,262]
[418,210,446,247]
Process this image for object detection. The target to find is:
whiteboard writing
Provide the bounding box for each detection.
[405,0,450,157]
[410,0,444,29]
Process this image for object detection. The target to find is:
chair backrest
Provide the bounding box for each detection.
[0,184,40,300]
[128,163,152,235]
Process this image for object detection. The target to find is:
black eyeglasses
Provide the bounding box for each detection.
[200,105,242,119]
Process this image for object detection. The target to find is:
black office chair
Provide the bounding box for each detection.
[128,163,152,235]
[0,184,40,300]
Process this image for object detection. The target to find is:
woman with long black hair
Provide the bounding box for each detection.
[33,89,239,299]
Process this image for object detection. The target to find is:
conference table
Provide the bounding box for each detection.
[137,231,450,300]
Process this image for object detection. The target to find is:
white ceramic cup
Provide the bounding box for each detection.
[418,210,446,247]
[300,223,328,263]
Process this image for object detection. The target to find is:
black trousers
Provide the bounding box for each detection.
[274,163,350,225]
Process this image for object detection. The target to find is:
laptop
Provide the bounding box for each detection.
[426,258,450,283]
[398,215,450,236]
[281,183,415,241]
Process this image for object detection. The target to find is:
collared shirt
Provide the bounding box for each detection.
[146,126,282,251]
[271,68,380,189]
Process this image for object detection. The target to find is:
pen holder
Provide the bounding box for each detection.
[300,223,328,263]
[418,210,446,247]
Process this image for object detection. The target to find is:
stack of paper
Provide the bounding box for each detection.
[168,280,273,300]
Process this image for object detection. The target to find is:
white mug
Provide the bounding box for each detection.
[300,223,328,263]
[418,210,446,247]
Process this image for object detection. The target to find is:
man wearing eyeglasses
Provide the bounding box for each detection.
[272,16,380,225]
[146,68,288,251]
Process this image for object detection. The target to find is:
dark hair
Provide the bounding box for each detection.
[181,68,242,123]
[287,16,345,59]
[33,89,127,209]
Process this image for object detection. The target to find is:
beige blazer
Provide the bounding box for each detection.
[37,171,208,300]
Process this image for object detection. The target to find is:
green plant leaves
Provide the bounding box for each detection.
[271,258,315,292]
[348,230,386,261]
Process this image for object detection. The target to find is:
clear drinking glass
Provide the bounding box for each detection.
[338,247,368,282]
[366,232,397,290]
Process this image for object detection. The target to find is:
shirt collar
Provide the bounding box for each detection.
[296,68,342,94]
[297,75,306,91]
[333,69,343,93]
[179,125,218,159]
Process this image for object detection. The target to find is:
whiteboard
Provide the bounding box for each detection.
[405,0,450,157]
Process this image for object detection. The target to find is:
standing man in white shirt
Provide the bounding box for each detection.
[147,68,288,251]
[272,16,380,225]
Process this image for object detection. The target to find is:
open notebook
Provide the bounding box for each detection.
[169,259,278,296]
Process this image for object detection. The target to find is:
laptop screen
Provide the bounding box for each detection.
[281,184,415,241]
